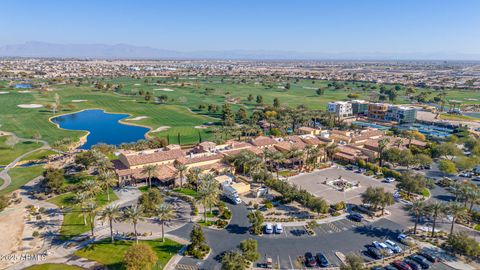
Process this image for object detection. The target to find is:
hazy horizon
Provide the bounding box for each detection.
[1,0,480,60]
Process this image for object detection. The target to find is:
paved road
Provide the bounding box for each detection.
[0,132,53,191]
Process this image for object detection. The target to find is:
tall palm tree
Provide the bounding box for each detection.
[427,202,445,238]
[467,188,480,213]
[141,164,157,189]
[74,192,89,225]
[406,200,426,234]
[156,203,175,242]
[123,205,145,243]
[377,137,390,167]
[446,202,467,236]
[99,170,117,201]
[197,174,220,222]
[100,204,122,243]
[186,167,202,191]
[287,147,304,171]
[85,202,99,237]
[93,150,113,174]
[174,163,188,188]
[325,143,338,162]
[271,152,285,179]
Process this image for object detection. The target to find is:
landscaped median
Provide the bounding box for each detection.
[74,238,183,269]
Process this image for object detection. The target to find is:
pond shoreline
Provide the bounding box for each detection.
[49,108,153,149]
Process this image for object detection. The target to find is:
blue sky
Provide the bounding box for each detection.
[2,0,480,54]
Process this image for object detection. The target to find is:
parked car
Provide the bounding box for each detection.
[384,266,398,270]
[409,255,431,269]
[348,213,364,222]
[385,240,403,253]
[265,223,273,234]
[403,259,421,270]
[384,177,396,183]
[392,260,412,270]
[397,234,414,245]
[371,267,383,270]
[417,252,438,263]
[305,252,317,267]
[346,165,354,170]
[274,223,283,234]
[373,241,393,255]
[367,246,383,259]
[315,252,329,267]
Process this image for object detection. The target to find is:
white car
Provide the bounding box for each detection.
[373,241,393,255]
[384,177,396,183]
[274,223,283,234]
[397,234,414,245]
[265,223,273,234]
[384,240,402,253]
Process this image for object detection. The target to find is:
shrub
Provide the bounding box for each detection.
[32,231,40,238]
[264,201,273,209]
[215,219,228,228]
[334,201,346,211]
[0,195,8,212]
[221,209,232,220]
[123,243,158,270]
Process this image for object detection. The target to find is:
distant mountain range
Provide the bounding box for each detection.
[1,41,479,61]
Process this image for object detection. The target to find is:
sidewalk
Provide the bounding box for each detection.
[417,242,478,270]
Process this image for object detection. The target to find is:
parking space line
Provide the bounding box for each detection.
[288,255,294,270]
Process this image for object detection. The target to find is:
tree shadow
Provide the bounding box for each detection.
[353,225,402,239]
[225,224,249,235]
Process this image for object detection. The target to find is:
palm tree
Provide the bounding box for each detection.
[156,203,175,242]
[287,147,304,171]
[123,205,145,243]
[446,202,467,236]
[174,163,188,187]
[325,144,338,162]
[85,202,99,237]
[427,202,445,238]
[186,167,202,191]
[82,179,101,199]
[141,164,157,189]
[100,204,122,243]
[406,200,426,234]
[99,170,117,201]
[74,192,89,225]
[377,137,390,167]
[93,150,113,174]
[271,152,285,179]
[197,174,220,222]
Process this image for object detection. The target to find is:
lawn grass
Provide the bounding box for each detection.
[439,113,479,122]
[0,136,42,165]
[173,188,198,199]
[20,149,57,162]
[23,263,83,270]
[75,238,183,270]
[48,189,118,239]
[0,165,45,196]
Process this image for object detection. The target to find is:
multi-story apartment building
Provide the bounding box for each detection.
[351,100,369,115]
[327,101,353,118]
[386,105,417,124]
[367,103,389,120]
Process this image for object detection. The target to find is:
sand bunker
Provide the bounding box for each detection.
[17,104,43,108]
[134,83,141,86]
[18,90,32,93]
[126,116,148,121]
[151,126,170,132]
[303,86,317,89]
[0,91,9,94]
[71,99,88,103]
[194,125,209,129]
[154,88,175,92]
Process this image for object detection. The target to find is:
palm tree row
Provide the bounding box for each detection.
[407,200,469,237]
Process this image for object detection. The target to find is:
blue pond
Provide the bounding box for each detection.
[51,109,149,149]
[15,83,32,89]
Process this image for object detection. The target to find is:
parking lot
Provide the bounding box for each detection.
[288,167,396,204]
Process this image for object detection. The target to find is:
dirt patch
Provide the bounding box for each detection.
[126,116,148,121]
[17,104,43,108]
[154,88,175,92]
[0,205,25,267]
[151,126,170,133]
